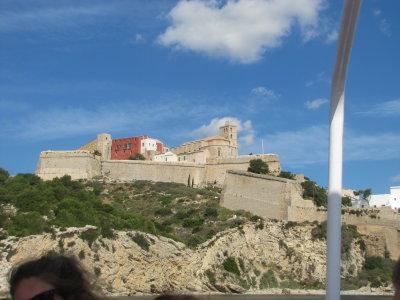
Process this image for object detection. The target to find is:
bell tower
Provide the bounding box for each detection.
[219,121,238,156]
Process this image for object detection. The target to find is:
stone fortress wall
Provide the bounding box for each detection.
[220,170,400,259]
[36,151,101,181]
[36,151,279,187]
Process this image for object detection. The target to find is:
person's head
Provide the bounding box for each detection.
[394,258,400,300]
[9,254,99,300]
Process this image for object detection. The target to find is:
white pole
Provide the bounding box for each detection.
[326,1,362,300]
[262,139,264,154]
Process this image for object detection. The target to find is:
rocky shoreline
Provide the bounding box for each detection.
[0,224,390,298]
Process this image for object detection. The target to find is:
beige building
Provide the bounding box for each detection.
[172,121,238,163]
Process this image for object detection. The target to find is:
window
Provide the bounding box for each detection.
[123,143,132,150]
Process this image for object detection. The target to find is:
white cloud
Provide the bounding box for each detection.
[305,98,328,109]
[325,29,338,43]
[191,117,255,147]
[391,174,400,183]
[158,0,326,64]
[128,33,146,44]
[373,9,381,16]
[357,99,400,116]
[379,19,391,37]
[251,86,279,100]
[372,9,391,37]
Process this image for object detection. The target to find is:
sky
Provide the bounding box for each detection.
[0,0,399,195]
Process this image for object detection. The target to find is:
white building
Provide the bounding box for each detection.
[153,151,178,162]
[141,138,159,153]
[369,186,400,210]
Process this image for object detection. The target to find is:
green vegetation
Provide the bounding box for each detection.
[223,257,240,276]
[0,167,390,290]
[342,196,352,207]
[354,189,372,202]
[0,168,258,248]
[247,159,269,174]
[128,154,145,160]
[131,233,150,251]
[311,221,366,256]
[259,270,278,289]
[301,177,327,207]
[342,256,396,289]
[278,171,295,180]
[0,172,159,238]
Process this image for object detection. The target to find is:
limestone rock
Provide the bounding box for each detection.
[0,221,364,297]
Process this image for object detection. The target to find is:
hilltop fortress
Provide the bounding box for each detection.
[35,122,400,258]
[36,121,281,186]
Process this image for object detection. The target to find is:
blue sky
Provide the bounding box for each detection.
[0,0,399,194]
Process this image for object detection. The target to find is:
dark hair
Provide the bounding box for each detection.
[154,295,199,300]
[394,258,400,290]
[9,254,99,300]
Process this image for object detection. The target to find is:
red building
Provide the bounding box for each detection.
[111,135,163,160]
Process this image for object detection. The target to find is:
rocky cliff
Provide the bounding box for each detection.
[0,221,364,297]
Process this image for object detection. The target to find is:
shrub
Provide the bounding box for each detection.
[205,270,216,286]
[94,267,101,278]
[0,168,9,184]
[247,159,269,174]
[182,218,204,228]
[158,196,173,205]
[79,230,100,248]
[204,207,218,217]
[284,221,298,229]
[128,154,145,160]
[154,207,173,216]
[223,257,240,276]
[259,270,278,289]
[7,212,49,237]
[301,179,327,207]
[342,196,352,207]
[78,250,85,260]
[131,233,150,251]
[311,221,327,240]
[187,234,204,248]
[278,171,295,180]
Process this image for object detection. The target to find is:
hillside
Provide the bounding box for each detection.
[0,169,397,296]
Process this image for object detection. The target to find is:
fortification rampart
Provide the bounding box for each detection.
[206,154,280,186]
[36,151,101,180]
[220,170,400,258]
[220,170,311,220]
[101,160,205,186]
[36,151,281,186]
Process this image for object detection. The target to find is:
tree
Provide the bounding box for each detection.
[355,188,372,202]
[301,179,327,207]
[342,196,352,207]
[0,168,9,184]
[128,154,145,160]
[247,159,269,174]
